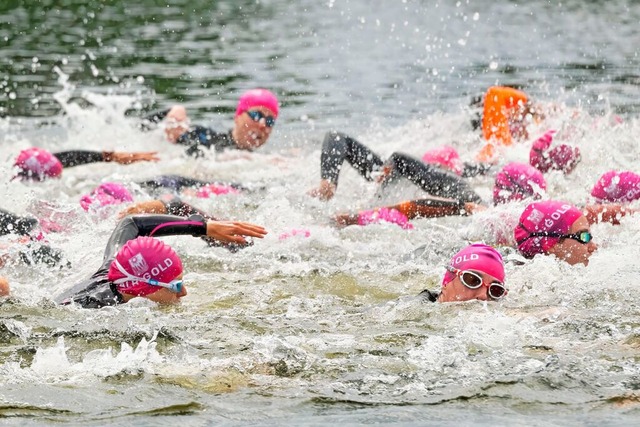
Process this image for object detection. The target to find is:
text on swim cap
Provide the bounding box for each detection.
[141,258,174,280]
[543,204,572,229]
[453,253,479,265]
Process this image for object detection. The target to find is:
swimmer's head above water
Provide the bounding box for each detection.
[108,236,187,304]
[514,200,597,266]
[438,243,507,303]
[164,88,279,151]
[493,162,546,205]
[12,148,63,181]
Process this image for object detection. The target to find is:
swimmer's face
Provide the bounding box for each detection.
[438,270,502,303]
[164,106,191,143]
[547,216,597,266]
[123,273,188,304]
[233,106,276,150]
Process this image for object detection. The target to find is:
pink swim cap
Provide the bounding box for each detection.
[107,236,183,297]
[514,200,583,258]
[357,208,413,229]
[591,170,640,203]
[442,243,505,286]
[421,145,463,175]
[235,88,279,118]
[493,162,547,205]
[529,130,581,174]
[13,148,63,181]
[195,183,240,198]
[80,182,134,211]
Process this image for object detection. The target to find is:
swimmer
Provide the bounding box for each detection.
[80,182,134,212]
[142,88,279,157]
[590,170,640,204]
[476,85,537,162]
[55,214,267,308]
[334,162,542,227]
[514,200,598,266]
[12,147,159,181]
[419,243,507,303]
[529,130,581,175]
[308,132,486,202]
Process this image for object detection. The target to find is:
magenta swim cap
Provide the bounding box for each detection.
[108,236,183,297]
[235,88,279,118]
[13,148,63,181]
[421,145,463,175]
[514,200,583,258]
[591,170,640,203]
[195,183,240,198]
[80,182,134,211]
[493,162,547,205]
[529,130,581,174]
[442,243,505,286]
[357,208,413,229]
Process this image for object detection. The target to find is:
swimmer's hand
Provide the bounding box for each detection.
[0,276,10,296]
[117,200,167,219]
[104,151,160,164]
[205,220,267,245]
[307,179,336,201]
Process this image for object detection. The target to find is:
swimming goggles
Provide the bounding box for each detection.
[517,224,593,245]
[112,260,183,293]
[246,110,276,127]
[445,266,508,300]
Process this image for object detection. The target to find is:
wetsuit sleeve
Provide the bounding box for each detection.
[0,208,38,235]
[461,162,493,178]
[53,151,105,168]
[137,174,210,192]
[383,153,482,203]
[320,131,384,186]
[99,214,207,269]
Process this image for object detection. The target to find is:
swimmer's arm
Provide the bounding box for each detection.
[334,198,483,226]
[583,204,638,225]
[461,162,493,178]
[54,150,159,167]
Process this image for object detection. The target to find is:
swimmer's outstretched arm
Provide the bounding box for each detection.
[334,197,484,227]
[118,197,215,220]
[53,150,159,168]
[102,214,267,265]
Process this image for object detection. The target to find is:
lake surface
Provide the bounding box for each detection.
[1,0,640,425]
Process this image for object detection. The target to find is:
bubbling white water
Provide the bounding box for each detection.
[1,79,640,421]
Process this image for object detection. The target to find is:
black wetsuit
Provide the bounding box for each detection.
[56,214,208,309]
[142,109,237,158]
[0,208,38,236]
[1,208,66,267]
[320,131,484,203]
[418,289,440,302]
[137,175,245,193]
[53,151,112,168]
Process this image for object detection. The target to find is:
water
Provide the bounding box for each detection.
[2,0,640,425]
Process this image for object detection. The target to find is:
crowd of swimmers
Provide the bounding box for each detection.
[1,85,639,307]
